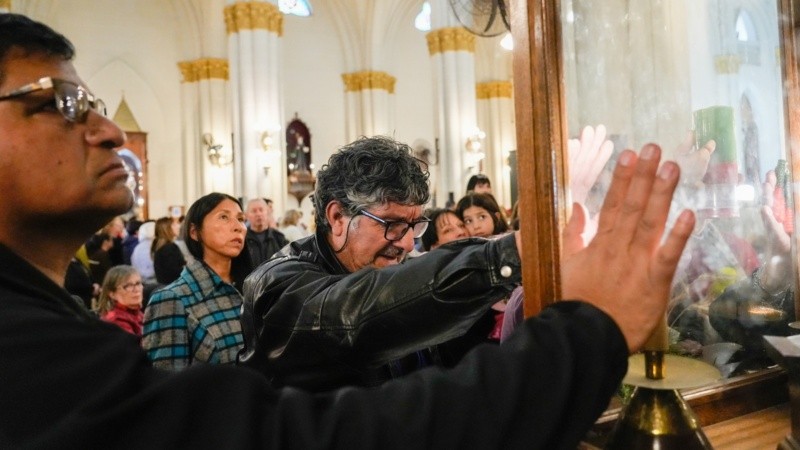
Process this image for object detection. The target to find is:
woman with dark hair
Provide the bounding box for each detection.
[419,208,468,252]
[143,193,251,370]
[455,192,509,238]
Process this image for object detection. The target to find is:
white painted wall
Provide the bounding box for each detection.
[16,1,436,226]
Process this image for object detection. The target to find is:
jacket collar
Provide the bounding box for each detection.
[183,259,230,297]
[290,229,350,275]
[0,243,94,320]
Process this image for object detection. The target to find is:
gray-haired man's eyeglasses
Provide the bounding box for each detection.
[357,209,431,242]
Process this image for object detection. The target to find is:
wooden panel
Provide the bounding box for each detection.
[510,0,568,317]
[704,403,790,449]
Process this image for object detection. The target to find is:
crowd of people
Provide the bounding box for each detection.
[1,11,788,450]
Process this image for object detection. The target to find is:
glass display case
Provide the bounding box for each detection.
[511,0,800,445]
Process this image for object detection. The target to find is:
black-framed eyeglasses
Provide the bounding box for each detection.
[0,76,106,123]
[357,209,430,242]
[119,281,144,292]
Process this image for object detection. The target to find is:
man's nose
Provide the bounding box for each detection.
[85,111,125,149]
[397,227,415,252]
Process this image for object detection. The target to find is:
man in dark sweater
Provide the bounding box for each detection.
[0,13,693,449]
[245,197,289,269]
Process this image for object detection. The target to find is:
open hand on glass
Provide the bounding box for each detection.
[758,170,793,293]
[568,125,614,205]
[560,144,695,352]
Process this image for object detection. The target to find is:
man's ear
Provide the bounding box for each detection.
[326,201,349,237]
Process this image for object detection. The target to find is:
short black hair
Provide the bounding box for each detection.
[0,14,74,84]
[465,174,491,193]
[313,136,430,234]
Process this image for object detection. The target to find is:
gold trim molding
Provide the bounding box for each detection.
[342,71,397,94]
[476,81,513,99]
[714,54,741,74]
[178,58,229,83]
[0,0,10,10]
[225,2,283,36]
[426,27,475,55]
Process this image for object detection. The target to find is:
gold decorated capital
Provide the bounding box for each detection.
[342,71,397,94]
[0,0,11,11]
[426,27,475,55]
[476,81,512,99]
[178,58,229,83]
[714,54,741,74]
[224,2,283,36]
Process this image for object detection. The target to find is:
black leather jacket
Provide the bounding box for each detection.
[238,230,522,391]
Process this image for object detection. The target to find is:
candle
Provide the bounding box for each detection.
[643,316,669,380]
[694,106,740,218]
[694,106,738,184]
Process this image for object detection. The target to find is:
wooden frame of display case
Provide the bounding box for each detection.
[510,0,800,429]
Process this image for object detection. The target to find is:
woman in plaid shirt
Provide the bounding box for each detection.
[143,193,251,369]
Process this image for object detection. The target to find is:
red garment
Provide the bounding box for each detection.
[101,305,143,337]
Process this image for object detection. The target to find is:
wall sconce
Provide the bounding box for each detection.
[465,128,486,170]
[202,133,232,167]
[260,126,281,175]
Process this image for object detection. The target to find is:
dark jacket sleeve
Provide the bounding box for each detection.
[239,234,523,379]
[3,290,627,450]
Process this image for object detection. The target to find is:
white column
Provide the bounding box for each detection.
[426,28,477,205]
[427,0,478,205]
[178,58,234,199]
[225,1,285,213]
[342,71,396,141]
[477,81,515,209]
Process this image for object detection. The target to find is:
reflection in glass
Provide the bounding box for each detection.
[560,0,796,379]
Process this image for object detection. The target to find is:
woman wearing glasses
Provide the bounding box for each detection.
[96,265,144,337]
[143,193,251,370]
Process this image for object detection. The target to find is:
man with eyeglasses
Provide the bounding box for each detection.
[1,13,694,449]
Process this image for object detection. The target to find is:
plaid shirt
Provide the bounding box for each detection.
[143,259,243,370]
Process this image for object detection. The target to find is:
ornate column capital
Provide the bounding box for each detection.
[224,1,283,36]
[425,27,475,55]
[476,81,513,99]
[178,58,229,83]
[342,71,397,94]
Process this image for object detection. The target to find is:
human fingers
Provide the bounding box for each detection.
[762,170,777,206]
[676,131,694,156]
[587,139,614,185]
[589,124,607,159]
[562,202,588,259]
[630,160,680,256]
[569,126,595,179]
[595,149,638,235]
[761,205,792,254]
[623,209,695,352]
[610,144,662,246]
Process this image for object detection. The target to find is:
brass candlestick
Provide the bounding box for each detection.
[605,318,719,449]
